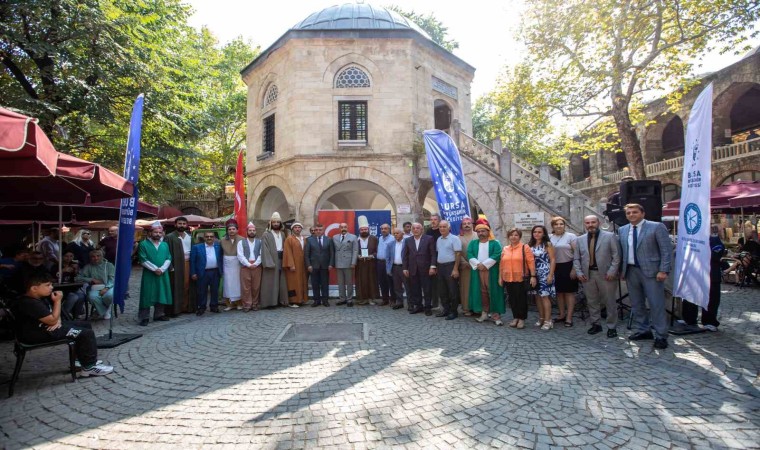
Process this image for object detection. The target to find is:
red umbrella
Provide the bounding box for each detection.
[0,198,158,222]
[662,181,760,215]
[0,107,133,203]
[728,185,760,208]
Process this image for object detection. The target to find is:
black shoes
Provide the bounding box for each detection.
[336,300,348,306]
[628,331,654,341]
[435,311,448,318]
[139,319,149,326]
[409,307,423,314]
[587,324,603,335]
[392,304,404,310]
[311,302,321,307]
[445,314,457,320]
[196,309,205,316]
[607,329,618,338]
[653,338,669,349]
[323,301,330,307]
[210,307,220,313]
[155,316,170,322]
[347,301,354,307]
[424,309,433,316]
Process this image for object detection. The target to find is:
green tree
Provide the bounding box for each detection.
[521,0,760,179]
[387,5,459,52]
[473,64,563,167]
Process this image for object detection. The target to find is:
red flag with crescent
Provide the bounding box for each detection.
[234,150,247,227]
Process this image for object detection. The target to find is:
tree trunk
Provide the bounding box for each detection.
[610,93,646,180]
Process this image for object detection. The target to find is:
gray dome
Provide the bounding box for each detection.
[293,3,431,39]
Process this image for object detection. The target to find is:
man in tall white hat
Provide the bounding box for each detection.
[283,221,308,306]
[137,221,173,326]
[261,212,289,307]
[355,215,379,305]
[220,219,243,311]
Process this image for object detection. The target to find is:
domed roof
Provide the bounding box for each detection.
[292,3,431,39]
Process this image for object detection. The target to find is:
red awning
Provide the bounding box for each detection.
[0,107,133,204]
[663,181,760,215]
[0,198,158,223]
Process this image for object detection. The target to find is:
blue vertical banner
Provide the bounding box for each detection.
[113,94,144,312]
[423,130,471,235]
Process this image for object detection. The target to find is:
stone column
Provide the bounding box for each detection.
[539,163,550,182]
[569,196,585,233]
[452,119,461,148]
[495,138,511,182]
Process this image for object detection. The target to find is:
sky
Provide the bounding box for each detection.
[186,0,756,100]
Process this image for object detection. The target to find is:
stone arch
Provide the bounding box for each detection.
[713,82,760,146]
[299,166,411,225]
[323,53,383,85]
[644,112,684,164]
[718,170,760,186]
[459,177,500,235]
[250,173,296,221]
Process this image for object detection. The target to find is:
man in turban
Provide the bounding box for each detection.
[220,219,243,311]
[137,221,173,326]
[283,222,308,306]
[355,215,379,305]
[261,212,289,307]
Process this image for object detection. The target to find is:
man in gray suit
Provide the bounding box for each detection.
[332,223,358,307]
[619,203,673,349]
[574,215,621,338]
[304,223,333,307]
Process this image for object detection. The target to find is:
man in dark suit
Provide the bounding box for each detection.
[304,223,334,307]
[190,231,223,316]
[619,203,673,349]
[403,222,437,315]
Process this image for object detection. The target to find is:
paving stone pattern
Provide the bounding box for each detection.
[0,268,758,449]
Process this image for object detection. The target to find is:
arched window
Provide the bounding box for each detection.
[264,84,278,107]
[335,66,371,88]
[720,171,760,185]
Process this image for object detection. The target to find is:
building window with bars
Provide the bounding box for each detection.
[263,114,275,154]
[338,101,367,143]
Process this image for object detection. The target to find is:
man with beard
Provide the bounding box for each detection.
[261,212,289,308]
[165,216,194,316]
[375,223,394,306]
[458,216,476,316]
[137,222,172,326]
[220,220,244,311]
[355,216,379,305]
[304,223,333,307]
[190,231,223,315]
[403,222,413,239]
[237,222,263,312]
[333,222,358,306]
[283,222,308,307]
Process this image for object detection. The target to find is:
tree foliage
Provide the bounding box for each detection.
[521,0,760,179]
[0,0,260,203]
[473,64,565,167]
[388,5,459,52]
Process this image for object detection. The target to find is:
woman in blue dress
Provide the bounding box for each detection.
[529,225,556,330]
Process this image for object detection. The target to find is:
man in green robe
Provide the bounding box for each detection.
[467,222,505,325]
[138,222,173,326]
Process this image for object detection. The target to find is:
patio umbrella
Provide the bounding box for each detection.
[662,181,760,215]
[0,198,158,222]
[0,107,134,203]
[728,188,760,209]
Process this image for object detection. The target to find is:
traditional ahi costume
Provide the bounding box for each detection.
[467,224,504,315]
[283,222,308,305]
[138,222,172,323]
[220,220,243,307]
[165,229,194,314]
[261,212,289,307]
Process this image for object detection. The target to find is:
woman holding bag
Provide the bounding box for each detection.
[499,228,536,329]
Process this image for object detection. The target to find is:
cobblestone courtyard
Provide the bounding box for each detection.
[1,268,758,449]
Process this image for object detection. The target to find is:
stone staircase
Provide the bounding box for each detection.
[419,122,603,238]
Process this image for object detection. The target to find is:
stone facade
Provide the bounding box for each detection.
[242,26,475,229]
[568,50,760,204]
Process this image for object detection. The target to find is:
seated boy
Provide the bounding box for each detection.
[12,272,113,377]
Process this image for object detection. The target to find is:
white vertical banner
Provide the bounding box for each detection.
[674,83,713,307]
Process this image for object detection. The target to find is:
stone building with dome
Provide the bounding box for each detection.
[241,3,599,237]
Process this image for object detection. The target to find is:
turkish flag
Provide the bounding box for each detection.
[234,150,247,227]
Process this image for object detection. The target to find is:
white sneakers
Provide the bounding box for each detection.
[80,363,114,377]
[103,309,111,320]
[705,324,718,332]
[289,304,299,308]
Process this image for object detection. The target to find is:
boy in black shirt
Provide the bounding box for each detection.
[13,273,113,377]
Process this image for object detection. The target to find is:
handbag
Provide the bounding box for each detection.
[522,244,532,291]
